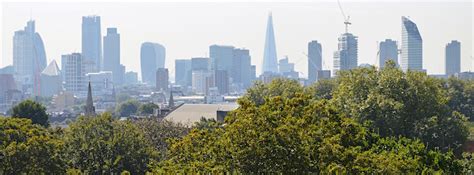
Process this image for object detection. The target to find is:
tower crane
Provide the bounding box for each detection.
[337,0,351,33]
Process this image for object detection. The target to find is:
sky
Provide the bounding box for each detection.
[1,1,473,80]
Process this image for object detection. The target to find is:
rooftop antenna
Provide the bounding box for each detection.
[337,0,351,33]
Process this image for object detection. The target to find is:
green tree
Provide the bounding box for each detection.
[0,117,65,174]
[306,78,337,100]
[242,78,304,106]
[331,60,468,152]
[134,119,189,161]
[11,99,49,127]
[63,113,156,174]
[444,77,474,121]
[157,78,464,173]
[138,102,159,115]
[116,100,140,117]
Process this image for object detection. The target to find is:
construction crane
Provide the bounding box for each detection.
[337,0,351,33]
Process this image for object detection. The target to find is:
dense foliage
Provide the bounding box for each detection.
[11,99,49,127]
[0,117,64,174]
[1,61,474,173]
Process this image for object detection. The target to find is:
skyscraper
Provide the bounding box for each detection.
[13,20,47,96]
[401,16,423,72]
[175,59,192,87]
[140,42,165,84]
[445,40,461,76]
[378,39,399,68]
[333,33,358,76]
[210,45,234,72]
[262,12,278,74]
[62,53,86,97]
[156,68,169,92]
[82,16,102,72]
[308,41,322,84]
[232,48,252,89]
[191,57,210,71]
[214,70,229,95]
[103,28,122,85]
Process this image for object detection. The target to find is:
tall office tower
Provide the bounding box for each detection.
[140,42,166,84]
[262,12,278,74]
[210,45,234,72]
[156,68,169,92]
[232,48,252,89]
[191,57,210,71]
[333,33,358,76]
[378,39,399,68]
[62,53,86,96]
[401,16,423,72]
[445,40,461,76]
[214,70,229,95]
[308,41,322,84]
[13,20,47,96]
[82,16,102,72]
[40,60,61,97]
[175,59,192,87]
[103,28,122,85]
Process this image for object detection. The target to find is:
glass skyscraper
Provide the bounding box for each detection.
[140,42,166,84]
[401,16,423,72]
[378,39,398,68]
[13,20,47,96]
[262,12,278,74]
[308,40,322,84]
[445,40,461,76]
[103,28,122,85]
[82,16,102,73]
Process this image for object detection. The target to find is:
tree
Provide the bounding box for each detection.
[11,99,49,127]
[156,78,464,173]
[0,117,65,174]
[242,78,304,106]
[331,60,468,152]
[306,78,337,100]
[444,77,474,121]
[116,100,140,117]
[138,102,159,115]
[133,119,189,161]
[63,113,156,174]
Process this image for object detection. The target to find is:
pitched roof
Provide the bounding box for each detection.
[165,104,238,126]
[41,60,60,76]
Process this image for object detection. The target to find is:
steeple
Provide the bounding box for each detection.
[169,91,174,108]
[84,81,96,116]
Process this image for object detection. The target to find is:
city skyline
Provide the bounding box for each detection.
[1,1,473,79]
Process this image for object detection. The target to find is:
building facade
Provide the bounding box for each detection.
[40,60,61,97]
[445,40,461,76]
[401,16,423,71]
[232,48,252,89]
[140,42,166,84]
[333,33,358,76]
[308,40,322,84]
[13,20,47,96]
[103,27,122,85]
[156,68,169,92]
[378,39,398,68]
[62,53,86,97]
[82,16,102,72]
[175,59,192,87]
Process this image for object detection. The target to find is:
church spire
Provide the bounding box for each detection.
[84,81,96,116]
[169,91,174,108]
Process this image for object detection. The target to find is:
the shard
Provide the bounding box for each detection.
[262,12,278,74]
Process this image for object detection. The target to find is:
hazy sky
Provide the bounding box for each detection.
[1,1,473,80]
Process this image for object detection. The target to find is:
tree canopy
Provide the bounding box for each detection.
[11,99,49,127]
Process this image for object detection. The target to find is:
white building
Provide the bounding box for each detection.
[86,71,113,96]
[192,70,211,95]
[62,53,86,97]
[401,16,423,72]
